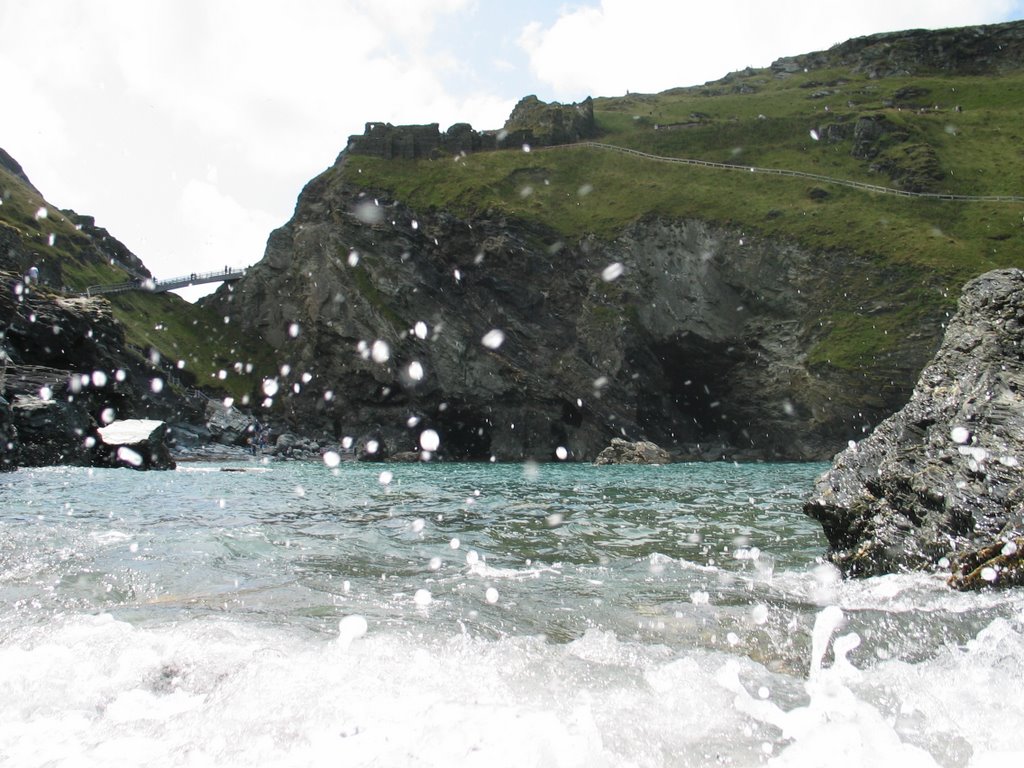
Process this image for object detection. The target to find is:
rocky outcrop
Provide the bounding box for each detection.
[594,438,670,465]
[502,95,597,146]
[205,167,934,462]
[346,97,597,160]
[805,269,1024,587]
[772,20,1024,79]
[0,271,205,468]
[10,395,96,466]
[204,399,254,446]
[96,419,175,470]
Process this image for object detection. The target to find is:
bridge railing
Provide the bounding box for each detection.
[83,268,246,297]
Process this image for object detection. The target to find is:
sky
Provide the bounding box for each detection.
[3,0,1023,300]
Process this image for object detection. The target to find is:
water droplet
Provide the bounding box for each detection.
[809,129,820,141]
[289,323,301,338]
[449,537,461,550]
[39,385,52,401]
[150,378,164,393]
[262,379,279,397]
[378,470,393,485]
[555,446,568,460]
[348,250,360,267]
[92,370,108,387]
[414,588,432,606]
[371,340,390,363]
[420,429,440,452]
[951,426,970,444]
[408,361,424,381]
[601,262,624,282]
[117,446,143,467]
[323,451,341,468]
[338,615,368,648]
[414,321,428,339]
[35,207,48,220]
[354,200,383,224]
[485,587,499,604]
[481,329,505,349]
[100,407,116,424]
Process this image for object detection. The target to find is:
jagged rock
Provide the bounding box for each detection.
[204,400,253,446]
[503,95,598,146]
[204,174,934,462]
[594,438,671,465]
[805,269,1024,587]
[770,20,1024,79]
[96,419,175,470]
[11,395,95,466]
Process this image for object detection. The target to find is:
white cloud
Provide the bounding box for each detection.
[0,0,514,295]
[519,0,1020,99]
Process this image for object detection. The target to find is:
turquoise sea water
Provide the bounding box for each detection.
[2,460,1023,766]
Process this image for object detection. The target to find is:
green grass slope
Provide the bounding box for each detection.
[0,157,271,401]
[339,30,1024,373]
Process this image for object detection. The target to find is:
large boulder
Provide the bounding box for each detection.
[11,395,95,466]
[594,438,671,465]
[96,419,175,470]
[204,400,254,446]
[805,269,1024,588]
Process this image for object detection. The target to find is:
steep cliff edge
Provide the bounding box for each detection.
[206,164,938,461]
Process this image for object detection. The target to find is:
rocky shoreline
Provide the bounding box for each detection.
[805,268,1024,589]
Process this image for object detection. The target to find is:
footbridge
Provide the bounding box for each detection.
[84,268,247,297]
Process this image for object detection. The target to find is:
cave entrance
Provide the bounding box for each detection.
[429,403,493,461]
[634,334,746,447]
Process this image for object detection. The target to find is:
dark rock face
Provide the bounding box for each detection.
[11,395,95,466]
[805,269,1024,587]
[206,169,933,462]
[594,438,670,465]
[0,273,202,468]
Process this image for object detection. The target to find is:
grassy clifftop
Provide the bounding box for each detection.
[338,23,1024,373]
[0,156,270,400]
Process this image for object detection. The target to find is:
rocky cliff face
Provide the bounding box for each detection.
[771,20,1024,78]
[206,163,939,462]
[0,276,202,467]
[805,269,1024,586]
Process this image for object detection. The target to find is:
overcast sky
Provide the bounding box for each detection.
[4,0,1022,300]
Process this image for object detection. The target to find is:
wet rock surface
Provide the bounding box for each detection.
[206,173,934,462]
[805,269,1024,587]
[594,438,671,465]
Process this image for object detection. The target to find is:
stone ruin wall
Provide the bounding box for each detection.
[345,96,597,160]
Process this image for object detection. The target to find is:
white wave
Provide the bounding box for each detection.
[2,608,1021,767]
